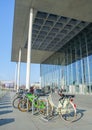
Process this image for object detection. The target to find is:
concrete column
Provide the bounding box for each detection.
[14,62,18,91]
[17,48,21,92]
[26,8,33,90]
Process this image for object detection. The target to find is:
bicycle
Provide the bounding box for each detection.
[12,89,27,109]
[41,90,77,122]
[17,91,51,115]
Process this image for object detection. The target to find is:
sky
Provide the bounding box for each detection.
[0,0,40,85]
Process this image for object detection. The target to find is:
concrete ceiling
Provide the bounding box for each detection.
[11,0,92,63]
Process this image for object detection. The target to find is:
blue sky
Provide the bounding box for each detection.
[0,0,40,85]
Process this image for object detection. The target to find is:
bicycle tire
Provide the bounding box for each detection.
[12,97,20,109]
[18,99,31,112]
[60,101,76,122]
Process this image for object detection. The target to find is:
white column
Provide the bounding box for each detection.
[14,62,18,91]
[17,48,21,92]
[26,8,33,90]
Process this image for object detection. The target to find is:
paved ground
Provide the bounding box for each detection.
[0,91,92,130]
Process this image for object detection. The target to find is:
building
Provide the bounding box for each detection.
[41,24,92,94]
[11,0,92,94]
[0,80,14,90]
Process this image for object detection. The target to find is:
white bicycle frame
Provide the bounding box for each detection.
[47,94,77,115]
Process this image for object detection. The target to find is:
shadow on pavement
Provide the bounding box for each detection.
[0,110,13,115]
[0,118,15,126]
[0,105,12,109]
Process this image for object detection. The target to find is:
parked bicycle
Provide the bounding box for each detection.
[12,89,27,109]
[18,89,51,115]
[41,89,77,122]
[15,88,77,122]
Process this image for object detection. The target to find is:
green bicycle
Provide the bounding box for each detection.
[18,92,50,115]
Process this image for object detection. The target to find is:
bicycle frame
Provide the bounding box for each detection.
[57,98,75,114]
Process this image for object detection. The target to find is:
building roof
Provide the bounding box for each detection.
[11,0,92,63]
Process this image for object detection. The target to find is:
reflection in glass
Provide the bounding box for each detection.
[41,24,92,94]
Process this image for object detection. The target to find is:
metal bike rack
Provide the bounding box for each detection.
[38,95,51,121]
[39,96,49,116]
[32,97,37,115]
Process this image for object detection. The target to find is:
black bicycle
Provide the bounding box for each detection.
[12,89,27,109]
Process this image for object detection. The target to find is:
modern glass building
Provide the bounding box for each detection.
[41,24,92,94]
[11,0,92,94]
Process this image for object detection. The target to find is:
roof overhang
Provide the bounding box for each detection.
[11,0,92,63]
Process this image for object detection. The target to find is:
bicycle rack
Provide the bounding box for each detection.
[32,97,38,115]
[38,96,51,121]
[30,95,50,121]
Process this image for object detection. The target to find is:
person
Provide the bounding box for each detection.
[29,86,34,94]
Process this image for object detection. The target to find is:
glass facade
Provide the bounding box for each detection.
[41,24,92,94]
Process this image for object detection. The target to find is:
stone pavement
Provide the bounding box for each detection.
[0,91,92,130]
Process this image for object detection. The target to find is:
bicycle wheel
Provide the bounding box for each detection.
[12,97,20,109]
[60,101,76,122]
[18,99,31,112]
